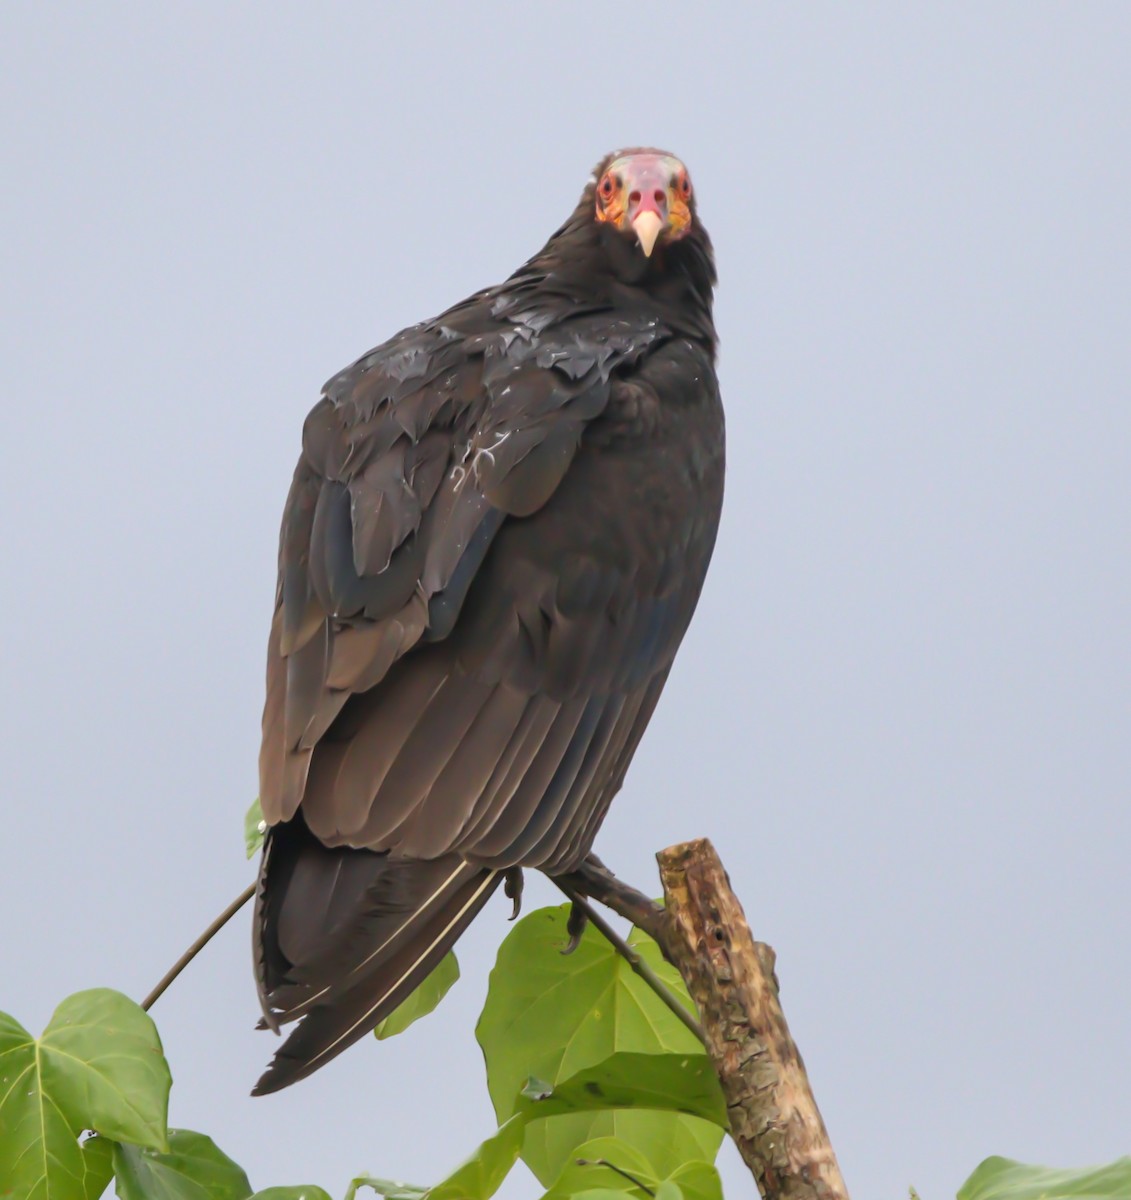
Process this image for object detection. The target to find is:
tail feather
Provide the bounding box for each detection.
[252,823,499,1094]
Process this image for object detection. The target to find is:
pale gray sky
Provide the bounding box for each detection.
[2,5,1128,1198]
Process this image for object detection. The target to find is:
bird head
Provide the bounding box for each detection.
[591,149,695,258]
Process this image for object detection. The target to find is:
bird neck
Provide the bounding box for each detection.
[506,210,718,355]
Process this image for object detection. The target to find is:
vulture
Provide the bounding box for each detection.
[252,148,724,1094]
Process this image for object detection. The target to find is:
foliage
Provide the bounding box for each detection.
[109,1130,252,1200]
[244,797,266,859]
[1,814,1126,1199]
[957,1156,1131,1200]
[0,897,726,1200]
[0,989,170,1200]
[374,952,459,1041]
[252,1191,335,1200]
[475,904,723,1184]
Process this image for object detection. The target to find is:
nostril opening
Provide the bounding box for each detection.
[629,190,641,205]
[654,189,666,207]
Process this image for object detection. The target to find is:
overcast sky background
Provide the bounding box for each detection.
[2,5,1129,1198]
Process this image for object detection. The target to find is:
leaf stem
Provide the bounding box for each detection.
[552,879,706,1047]
[141,882,256,1012]
[577,1158,656,1196]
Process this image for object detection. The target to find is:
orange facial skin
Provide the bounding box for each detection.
[594,151,694,256]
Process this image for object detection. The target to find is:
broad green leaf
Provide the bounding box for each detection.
[538,1053,725,1128]
[540,1136,657,1199]
[112,1129,252,1200]
[0,990,171,1200]
[476,904,724,1184]
[558,1192,641,1200]
[542,1144,720,1200]
[374,953,459,1040]
[37,990,171,1149]
[249,1190,334,1200]
[79,1136,116,1200]
[958,1155,1131,1200]
[425,1114,527,1200]
[245,797,266,859]
[662,1162,723,1200]
[345,1178,427,1200]
[420,1080,614,1200]
[424,1059,722,1200]
[55,1134,116,1200]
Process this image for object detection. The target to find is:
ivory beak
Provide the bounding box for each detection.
[631,210,664,258]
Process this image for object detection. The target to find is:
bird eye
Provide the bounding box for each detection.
[679,174,692,199]
[599,174,616,199]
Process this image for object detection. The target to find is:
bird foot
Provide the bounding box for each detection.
[557,853,666,941]
[503,867,524,921]
[563,899,589,954]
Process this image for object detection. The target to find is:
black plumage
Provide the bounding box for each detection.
[252,148,724,1093]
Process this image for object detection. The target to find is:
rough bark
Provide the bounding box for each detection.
[655,838,849,1200]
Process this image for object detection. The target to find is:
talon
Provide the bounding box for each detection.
[503,868,524,921]
[562,900,588,953]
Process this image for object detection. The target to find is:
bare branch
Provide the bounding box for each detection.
[141,882,256,1012]
[657,839,850,1200]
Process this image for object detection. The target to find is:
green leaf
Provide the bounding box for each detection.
[475,903,725,1185]
[39,990,171,1149]
[374,952,460,1040]
[79,1136,116,1200]
[558,1192,642,1200]
[661,1162,722,1200]
[112,1129,252,1200]
[539,1136,657,1199]
[249,1190,334,1200]
[344,1178,427,1200]
[958,1155,1131,1200]
[541,1149,720,1200]
[244,797,266,859]
[419,1056,724,1200]
[425,1114,527,1200]
[0,990,171,1200]
[544,1053,725,1127]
